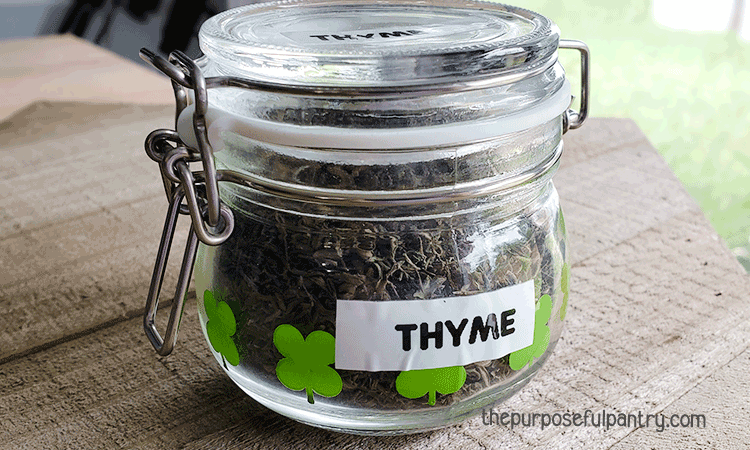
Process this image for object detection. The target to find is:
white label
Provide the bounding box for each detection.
[335,280,535,371]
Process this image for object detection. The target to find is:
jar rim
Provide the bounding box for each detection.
[198,0,560,88]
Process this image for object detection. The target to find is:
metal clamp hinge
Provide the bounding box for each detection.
[560,40,590,133]
[139,48,235,356]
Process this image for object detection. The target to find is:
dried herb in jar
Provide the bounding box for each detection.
[202,161,562,409]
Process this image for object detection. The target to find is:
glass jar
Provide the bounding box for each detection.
[140,0,588,435]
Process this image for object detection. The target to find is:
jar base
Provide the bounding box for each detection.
[219,350,553,435]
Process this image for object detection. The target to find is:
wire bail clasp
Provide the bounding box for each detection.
[560,40,590,133]
[139,48,234,356]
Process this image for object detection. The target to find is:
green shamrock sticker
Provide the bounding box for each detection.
[395,366,467,406]
[509,294,552,371]
[559,263,570,321]
[204,290,240,368]
[273,324,342,404]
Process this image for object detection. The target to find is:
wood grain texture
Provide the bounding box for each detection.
[610,347,750,449]
[3,103,749,449]
[0,35,173,122]
[0,102,189,362]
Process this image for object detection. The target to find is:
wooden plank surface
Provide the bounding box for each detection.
[3,34,749,450]
[0,102,188,363]
[0,35,173,122]
[2,97,749,449]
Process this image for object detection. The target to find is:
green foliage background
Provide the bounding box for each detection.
[499,0,750,271]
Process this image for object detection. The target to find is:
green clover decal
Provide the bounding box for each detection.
[395,366,467,406]
[204,290,239,368]
[510,294,552,371]
[273,324,342,404]
[559,263,570,321]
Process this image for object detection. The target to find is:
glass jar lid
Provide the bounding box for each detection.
[199,0,560,87]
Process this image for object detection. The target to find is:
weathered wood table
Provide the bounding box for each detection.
[2,35,749,449]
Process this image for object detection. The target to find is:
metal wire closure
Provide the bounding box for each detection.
[559,40,590,133]
[209,141,564,207]
[138,40,589,355]
[140,49,235,356]
[143,187,198,356]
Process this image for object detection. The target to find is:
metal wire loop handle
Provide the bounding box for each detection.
[175,161,235,246]
[143,186,198,356]
[139,48,237,355]
[145,129,192,214]
[560,40,590,133]
[141,159,233,355]
[140,48,222,228]
[145,128,181,162]
[139,48,193,89]
[162,147,195,183]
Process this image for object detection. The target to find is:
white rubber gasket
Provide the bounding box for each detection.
[178,79,570,150]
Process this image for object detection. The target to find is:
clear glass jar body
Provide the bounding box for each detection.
[138,0,587,435]
[191,115,570,434]
[182,1,572,430]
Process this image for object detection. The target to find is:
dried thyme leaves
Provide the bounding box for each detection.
[210,204,559,409]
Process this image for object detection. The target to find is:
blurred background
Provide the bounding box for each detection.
[1,0,749,272]
[0,0,247,62]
